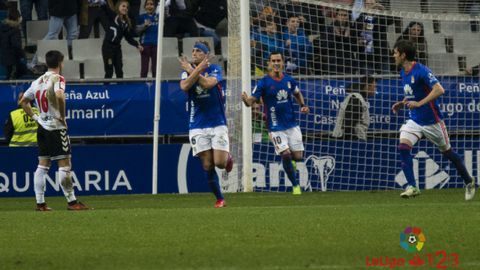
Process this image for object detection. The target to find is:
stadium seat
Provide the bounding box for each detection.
[465,53,480,68]
[425,34,447,54]
[182,37,215,60]
[386,31,399,48]
[83,58,105,79]
[390,0,421,12]
[36,40,69,63]
[123,55,141,79]
[441,21,473,35]
[428,53,459,75]
[160,56,182,80]
[162,37,179,57]
[121,40,142,59]
[452,33,480,54]
[26,20,49,46]
[62,60,82,80]
[71,38,103,61]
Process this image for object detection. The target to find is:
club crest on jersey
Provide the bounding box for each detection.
[276,89,288,102]
[287,81,291,89]
[411,76,415,84]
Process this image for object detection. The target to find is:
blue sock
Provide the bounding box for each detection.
[399,143,416,187]
[443,149,473,184]
[206,169,224,200]
[282,152,299,186]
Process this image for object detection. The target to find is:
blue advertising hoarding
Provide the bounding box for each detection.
[1,77,479,137]
[0,140,478,197]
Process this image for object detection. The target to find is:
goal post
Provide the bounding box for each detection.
[223,0,480,193]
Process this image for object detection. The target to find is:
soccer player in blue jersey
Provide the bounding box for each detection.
[391,40,476,200]
[179,41,233,208]
[242,52,310,195]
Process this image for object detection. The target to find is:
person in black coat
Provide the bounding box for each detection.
[102,0,143,78]
[0,8,28,79]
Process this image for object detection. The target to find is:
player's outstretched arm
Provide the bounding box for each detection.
[405,83,445,110]
[241,92,257,107]
[293,91,309,113]
[392,98,407,114]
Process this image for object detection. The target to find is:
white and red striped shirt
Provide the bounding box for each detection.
[24,71,66,131]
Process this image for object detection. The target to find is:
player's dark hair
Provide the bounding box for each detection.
[394,40,416,61]
[269,51,284,61]
[45,50,64,68]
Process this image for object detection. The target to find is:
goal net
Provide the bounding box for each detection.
[225,0,480,192]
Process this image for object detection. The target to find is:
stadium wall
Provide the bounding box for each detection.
[0,78,479,196]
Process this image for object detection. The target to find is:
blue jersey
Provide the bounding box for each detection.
[181,64,226,130]
[137,13,158,45]
[400,62,443,125]
[252,73,300,132]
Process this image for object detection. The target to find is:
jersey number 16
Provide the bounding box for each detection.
[35,90,49,113]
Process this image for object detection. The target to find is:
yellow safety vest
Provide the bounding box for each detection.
[9,108,39,147]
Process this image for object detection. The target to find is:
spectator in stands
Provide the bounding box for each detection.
[3,92,38,147]
[282,16,312,74]
[28,0,81,70]
[19,0,48,38]
[319,8,358,74]
[164,0,198,38]
[465,64,480,76]
[0,8,29,79]
[251,20,284,72]
[192,0,227,54]
[332,76,376,141]
[396,21,428,65]
[79,0,114,39]
[250,0,283,20]
[0,0,7,10]
[102,0,143,78]
[137,0,158,78]
[355,0,394,74]
[279,0,326,36]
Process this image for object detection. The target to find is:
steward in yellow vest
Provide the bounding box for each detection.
[4,106,39,147]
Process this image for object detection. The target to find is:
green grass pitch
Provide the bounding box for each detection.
[0,190,479,269]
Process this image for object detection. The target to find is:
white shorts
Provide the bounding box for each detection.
[189,125,230,156]
[400,120,451,151]
[269,126,305,155]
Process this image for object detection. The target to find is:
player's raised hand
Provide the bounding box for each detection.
[197,56,210,71]
[300,106,310,114]
[178,56,193,73]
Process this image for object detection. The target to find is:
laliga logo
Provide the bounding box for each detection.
[400,227,426,253]
[305,155,335,192]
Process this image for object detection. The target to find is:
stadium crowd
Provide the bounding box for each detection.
[0,0,480,79]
